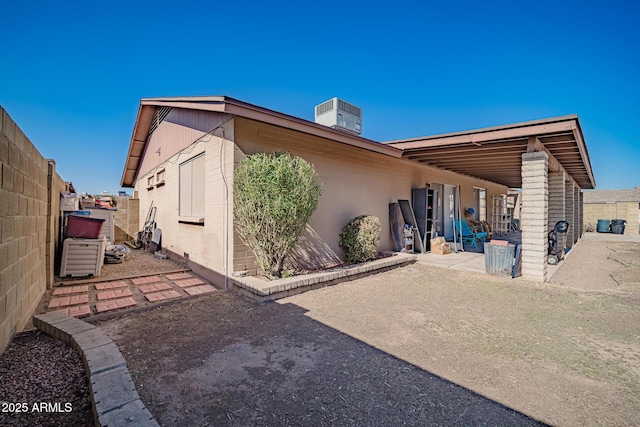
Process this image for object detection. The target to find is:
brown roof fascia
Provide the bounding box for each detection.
[570,118,596,188]
[385,115,579,148]
[120,103,156,187]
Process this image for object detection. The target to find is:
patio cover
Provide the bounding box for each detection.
[385,115,595,189]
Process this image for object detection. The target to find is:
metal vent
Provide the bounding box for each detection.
[337,99,362,118]
[148,107,172,136]
[315,99,334,116]
[314,97,362,135]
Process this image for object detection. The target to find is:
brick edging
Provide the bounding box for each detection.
[230,252,417,301]
[33,312,159,426]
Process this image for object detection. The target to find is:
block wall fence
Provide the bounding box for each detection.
[0,107,65,354]
[583,202,639,235]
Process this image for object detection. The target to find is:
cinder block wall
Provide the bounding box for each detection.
[113,196,139,243]
[584,202,640,235]
[0,107,65,354]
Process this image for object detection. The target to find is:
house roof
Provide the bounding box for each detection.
[121,96,403,187]
[385,115,595,189]
[583,188,640,204]
[122,97,596,190]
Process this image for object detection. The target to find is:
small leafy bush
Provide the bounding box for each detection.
[339,215,381,263]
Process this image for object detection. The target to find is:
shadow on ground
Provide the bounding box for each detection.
[97,292,544,426]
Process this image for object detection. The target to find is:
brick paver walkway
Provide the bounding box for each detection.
[138,283,172,294]
[48,294,89,309]
[52,285,89,296]
[173,278,206,288]
[46,271,217,318]
[145,290,182,302]
[95,297,137,313]
[97,288,133,301]
[95,281,128,290]
[131,276,163,285]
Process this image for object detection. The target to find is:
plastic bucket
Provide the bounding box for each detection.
[597,219,611,233]
[611,219,626,235]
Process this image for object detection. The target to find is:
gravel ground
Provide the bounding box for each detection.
[0,331,93,427]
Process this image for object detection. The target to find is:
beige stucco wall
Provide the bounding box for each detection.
[584,202,640,234]
[233,117,508,273]
[134,119,235,284]
[134,114,509,280]
[1,107,65,354]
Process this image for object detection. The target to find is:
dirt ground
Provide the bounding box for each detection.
[55,246,189,284]
[96,234,640,426]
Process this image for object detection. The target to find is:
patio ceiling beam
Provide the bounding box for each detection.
[538,133,576,143]
[429,163,525,170]
[528,137,560,172]
[406,145,527,161]
[403,139,528,157]
[409,149,525,162]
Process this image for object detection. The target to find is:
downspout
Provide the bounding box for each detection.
[219,123,229,290]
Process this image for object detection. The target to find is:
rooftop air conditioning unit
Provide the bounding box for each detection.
[314,97,362,135]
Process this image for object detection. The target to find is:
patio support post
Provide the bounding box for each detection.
[548,171,566,241]
[578,189,584,240]
[521,152,549,282]
[572,182,579,244]
[564,179,575,247]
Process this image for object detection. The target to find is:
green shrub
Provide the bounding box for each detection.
[234,152,322,278]
[339,215,381,263]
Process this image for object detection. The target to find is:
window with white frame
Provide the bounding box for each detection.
[179,153,205,220]
[155,169,165,187]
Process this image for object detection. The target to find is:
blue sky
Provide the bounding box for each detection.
[1,0,638,193]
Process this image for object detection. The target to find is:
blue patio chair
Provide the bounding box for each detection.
[454,218,488,248]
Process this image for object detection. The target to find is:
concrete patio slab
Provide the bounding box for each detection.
[415,251,486,273]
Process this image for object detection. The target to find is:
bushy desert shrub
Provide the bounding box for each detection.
[234,152,321,278]
[339,215,381,263]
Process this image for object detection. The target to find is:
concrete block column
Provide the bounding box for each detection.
[564,180,576,247]
[573,183,580,244]
[548,171,566,233]
[521,152,548,282]
[578,191,584,238]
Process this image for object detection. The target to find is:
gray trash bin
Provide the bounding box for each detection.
[484,242,516,276]
[611,219,626,235]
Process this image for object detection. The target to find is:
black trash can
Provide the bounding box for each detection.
[611,219,626,235]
